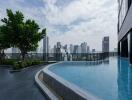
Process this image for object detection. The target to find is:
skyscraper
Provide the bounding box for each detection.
[87,46,90,53]
[73,45,79,54]
[78,45,81,54]
[57,42,61,48]
[81,42,87,53]
[63,44,68,52]
[56,42,62,61]
[43,35,49,61]
[102,36,109,53]
[53,45,57,54]
[70,44,74,54]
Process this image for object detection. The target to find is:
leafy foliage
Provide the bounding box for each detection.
[13,60,45,70]
[1,9,46,60]
[0,26,10,62]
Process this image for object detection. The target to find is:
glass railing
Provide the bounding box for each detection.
[4,52,117,61]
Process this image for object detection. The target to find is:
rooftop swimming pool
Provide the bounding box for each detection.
[49,57,132,100]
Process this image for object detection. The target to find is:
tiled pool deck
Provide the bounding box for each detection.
[0,65,47,100]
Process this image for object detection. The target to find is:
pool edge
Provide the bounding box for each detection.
[35,70,58,100]
[42,62,100,100]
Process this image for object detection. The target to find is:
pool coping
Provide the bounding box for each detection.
[42,62,100,100]
[35,69,58,100]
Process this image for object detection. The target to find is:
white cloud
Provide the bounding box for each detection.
[44,0,118,51]
[0,0,118,52]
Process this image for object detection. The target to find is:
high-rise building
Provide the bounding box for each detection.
[73,45,79,54]
[102,36,109,53]
[43,35,49,61]
[56,42,62,61]
[70,44,74,54]
[57,42,61,49]
[87,46,90,53]
[78,45,81,54]
[53,45,57,54]
[63,44,68,52]
[56,42,61,54]
[81,42,87,53]
[118,0,132,63]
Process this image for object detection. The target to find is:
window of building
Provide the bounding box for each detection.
[119,0,128,29]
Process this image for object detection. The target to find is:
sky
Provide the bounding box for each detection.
[0,0,118,52]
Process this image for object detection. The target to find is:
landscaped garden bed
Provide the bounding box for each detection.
[0,59,46,70]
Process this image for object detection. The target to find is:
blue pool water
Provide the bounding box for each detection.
[49,57,132,100]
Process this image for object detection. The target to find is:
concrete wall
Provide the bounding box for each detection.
[42,64,99,100]
[42,72,87,100]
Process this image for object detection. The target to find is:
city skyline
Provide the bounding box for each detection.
[10,40,115,54]
[0,0,118,52]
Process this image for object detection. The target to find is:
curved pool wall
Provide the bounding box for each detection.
[48,57,132,100]
[42,62,99,100]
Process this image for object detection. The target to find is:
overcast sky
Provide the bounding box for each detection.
[0,0,118,51]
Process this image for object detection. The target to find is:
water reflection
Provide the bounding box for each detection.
[118,58,132,100]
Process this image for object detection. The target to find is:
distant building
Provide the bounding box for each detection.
[81,42,87,53]
[73,45,79,54]
[48,47,53,56]
[92,49,95,53]
[87,46,90,53]
[12,48,20,53]
[12,47,20,59]
[57,42,61,49]
[53,45,57,54]
[56,42,62,61]
[78,45,82,54]
[114,48,117,52]
[63,44,68,52]
[39,46,43,53]
[43,35,49,61]
[56,42,61,54]
[70,44,74,54]
[102,36,109,53]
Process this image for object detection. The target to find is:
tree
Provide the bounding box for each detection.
[0,26,10,62]
[16,20,46,60]
[1,9,46,60]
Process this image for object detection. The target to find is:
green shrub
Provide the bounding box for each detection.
[13,62,20,70]
[21,61,27,68]
[26,60,32,66]
[1,59,45,70]
[0,59,18,65]
[32,60,40,65]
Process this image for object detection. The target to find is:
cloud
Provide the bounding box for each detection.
[43,0,118,51]
[0,0,118,52]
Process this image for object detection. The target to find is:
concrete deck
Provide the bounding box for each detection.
[0,65,47,100]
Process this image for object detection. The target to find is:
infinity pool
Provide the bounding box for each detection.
[49,57,132,100]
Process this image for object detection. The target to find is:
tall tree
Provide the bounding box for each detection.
[1,9,46,60]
